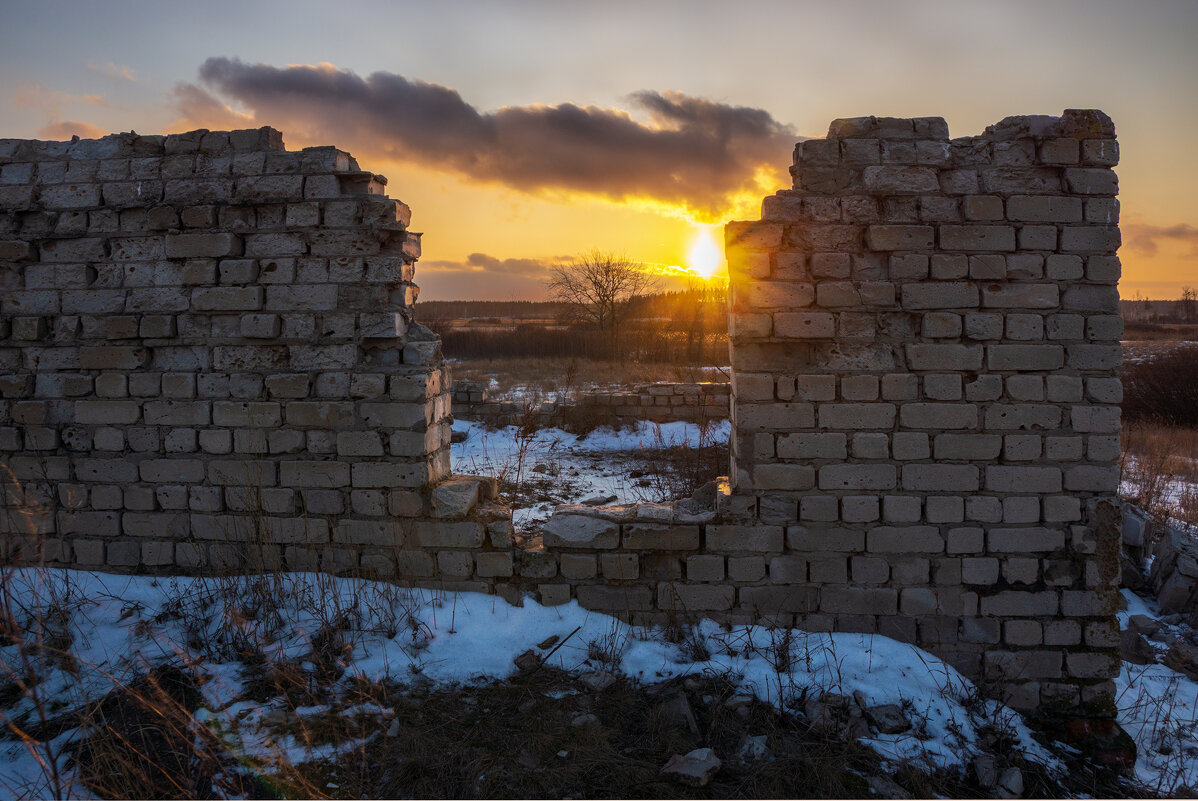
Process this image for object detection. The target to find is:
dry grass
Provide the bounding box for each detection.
[450,357,729,399]
[1120,420,1198,533]
[1122,345,1198,428]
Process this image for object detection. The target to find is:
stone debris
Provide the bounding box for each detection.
[660,747,721,787]
[513,650,541,672]
[1151,524,1198,614]
[570,713,599,727]
[864,703,911,734]
[973,754,998,788]
[578,671,616,691]
[430,477,483,519]
[736,734,773,765]
[1163,639,1198,680]
[997,766,1025,798]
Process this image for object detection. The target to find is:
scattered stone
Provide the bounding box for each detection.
[865,703,911,734]
[806,692,870,739]
[1150,526,1198,614]
[660,747,721,787]
[658,691,699,736]
[1163,639,1198,680]
[973,754,998,788]
[430,477,481,518]
[261,707,290,727]
[386,718,400,738]
[537,634,560,650]
[1121,552,1147,591]
[865,774,911,798]
[1128,614,1162,636]
[450,429,468,443]
[571,713,600,727]
[578,671,615,691]
[514,650,541,672]
[1120,629,1158,666]
[736,734,773,765]
[997,766,1024,798]
[580,494,617,506]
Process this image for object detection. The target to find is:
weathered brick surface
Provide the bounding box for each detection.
[0,115,1122,721]
[723,111,1122,716]
[0,126,459,573]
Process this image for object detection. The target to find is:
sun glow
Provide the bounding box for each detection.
[688,226,723,279]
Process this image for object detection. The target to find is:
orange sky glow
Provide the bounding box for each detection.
[2,0,1195,301]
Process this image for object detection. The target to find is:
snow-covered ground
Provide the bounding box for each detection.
[450,418,730,528]
[4,568,1198,796]
[1,567,1059,799]
[1117,589,1198,794]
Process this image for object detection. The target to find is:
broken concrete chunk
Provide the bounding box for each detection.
[660,747,721,787]
[542,513,619,549]
[430,477,481,519]
[513,650,541,672]
[736,734,773,765]
[864,703,911,734]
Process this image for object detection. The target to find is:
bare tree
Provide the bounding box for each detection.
[1180,286,1197,322]
[548,251,658,345]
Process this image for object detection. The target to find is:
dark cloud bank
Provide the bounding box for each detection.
[176,58,796,218]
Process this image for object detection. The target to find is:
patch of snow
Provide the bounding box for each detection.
[450,418,730,528]
[0,568,1072,795]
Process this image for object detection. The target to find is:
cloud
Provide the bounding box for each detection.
[1124,221,1198,256]
[87,61,136,82]
[421,252,557,278]
[15,81,114,121]
[37,120,109,140]
[417,253,560,301]
[173,58,797,220]
[172,83,254,130]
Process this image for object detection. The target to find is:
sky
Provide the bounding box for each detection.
[1,0,1196,301]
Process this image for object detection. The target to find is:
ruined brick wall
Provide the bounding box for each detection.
[0,127,484,574]
[0,116,1124,719]
[722,111,1123,714]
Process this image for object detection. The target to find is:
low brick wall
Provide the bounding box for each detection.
[451,380,731,430]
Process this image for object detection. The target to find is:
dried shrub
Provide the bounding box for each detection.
[1122,345,1198,427]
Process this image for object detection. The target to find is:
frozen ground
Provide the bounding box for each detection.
[3,568,1196,796]
[1,567,1066,799]
[1117,589,1198,793]
[450,418,730,529]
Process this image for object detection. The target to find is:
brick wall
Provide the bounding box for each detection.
[720,110,1123,715]
[0,127,475,574]
[0,116,1124,719]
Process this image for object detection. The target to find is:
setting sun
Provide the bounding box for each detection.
[687,226,723,280]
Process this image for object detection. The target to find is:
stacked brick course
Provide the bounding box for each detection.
[721,110,1122,714]
[0,114,1124,719]
[0,127,510,577]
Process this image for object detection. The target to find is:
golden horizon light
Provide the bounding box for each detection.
[687,226,724,280]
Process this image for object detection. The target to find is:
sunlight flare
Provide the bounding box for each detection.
[687,225,723,279]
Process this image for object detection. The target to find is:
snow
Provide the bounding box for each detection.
[3,567,1061,798]
[450,418,729,528]
[1116,588,1198,793]
[8,566,1198,796]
